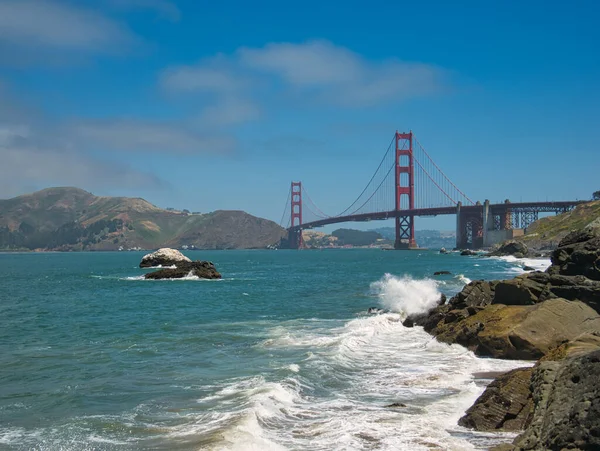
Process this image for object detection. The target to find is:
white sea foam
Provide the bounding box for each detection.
[455,274,472,285]
[209,311,530,450]
[144,264,177,269]
[370,274,441,318]
[493,255,551,273]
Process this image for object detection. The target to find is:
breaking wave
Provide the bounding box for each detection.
[370,274,441,318]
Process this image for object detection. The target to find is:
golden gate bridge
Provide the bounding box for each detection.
[280,131,582,249]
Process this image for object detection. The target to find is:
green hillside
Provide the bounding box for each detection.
[0,187,286,251]
[519,200,600,249]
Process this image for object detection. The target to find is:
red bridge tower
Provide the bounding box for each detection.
[394,131,418,249]
[289,181,303,249]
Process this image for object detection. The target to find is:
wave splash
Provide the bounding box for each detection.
[370,274,441,318]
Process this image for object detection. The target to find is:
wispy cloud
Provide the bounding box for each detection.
[0,124,164,199]
[161,40,448,111]
[108,0,181,22]
[198,99,261,126]
[70,119,235,154]
[162,64,246,93]
[0,0,137,54]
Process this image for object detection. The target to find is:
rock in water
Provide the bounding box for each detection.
[459,367,534,431]
[140,248,191,268]
[433,271,452,275]
[144,261,221,280]
[490,240,529,257]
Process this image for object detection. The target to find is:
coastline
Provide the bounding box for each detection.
[409,228,600,450]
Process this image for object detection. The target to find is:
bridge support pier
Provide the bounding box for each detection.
[394,215,417,249]
[287,228,303,250]
[457,203,484,249]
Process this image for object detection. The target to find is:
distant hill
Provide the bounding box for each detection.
[0,187,286,251]
[370,227,456,249]
[332,228,382,246]
[516,200,600,250]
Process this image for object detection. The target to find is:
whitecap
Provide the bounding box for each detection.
[370,274,441,318]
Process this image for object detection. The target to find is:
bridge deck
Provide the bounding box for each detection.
[290,201,584,231]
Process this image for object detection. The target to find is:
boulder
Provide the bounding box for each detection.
[431,299,600,359]
[512,349,600,451]
[460,249,477,256]
[140,248,191,268]
[440,247,448,254]
[492,275,549,305]
[490,240,529,257]
[144,261,221,280]
[433,270,452,275]
[448,279,498,309]
[496,271,600,312]
[548,227,600,281]
[459,367,534,431]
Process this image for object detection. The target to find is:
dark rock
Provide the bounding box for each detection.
[433,271,452,275]
[490,240,529,257]
[368,307,384,314]
[385,402,407,408]
[548,227,600,281]
[144,261,221,280]
[513,349,600,451]
[460,249,477,256]
[408,304,451,332]
[493,276,548,305]
[440,247,448,254]
[459,367,534,431]
[402,317,415,327]
[523,266,535,271]
[448,280,498,310]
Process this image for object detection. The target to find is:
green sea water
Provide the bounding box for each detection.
[0,249,545,450]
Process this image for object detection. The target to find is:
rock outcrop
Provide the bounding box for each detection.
[548,227,600,281]
[490,240,529,258]
[489,333,600,450]
[144,260,221,280]
[140,248,191,268]
[459,367,533,431]
[429,299,600,359]
[448,226,600,450]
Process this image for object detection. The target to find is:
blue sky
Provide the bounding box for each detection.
[0,0,598,231]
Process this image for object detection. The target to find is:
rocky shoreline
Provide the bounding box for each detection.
[408,227,600,450]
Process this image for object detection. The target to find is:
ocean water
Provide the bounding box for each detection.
[0,249,547,451]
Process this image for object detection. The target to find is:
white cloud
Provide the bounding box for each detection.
[239,40,361,86]
[161,60,247,93]
[70,119,235,154]
[0,124,164,198]
[199,99,261,126]
[109,0,181,22]
[161,40,447,111]
[0,0,136,53]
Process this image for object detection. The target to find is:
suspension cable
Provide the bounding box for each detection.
[334,135,396,217]
[279,185,292,227]
[414,137,474,205]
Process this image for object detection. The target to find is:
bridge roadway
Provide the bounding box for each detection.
[289,201,585,232]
